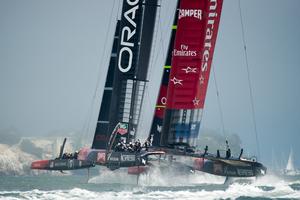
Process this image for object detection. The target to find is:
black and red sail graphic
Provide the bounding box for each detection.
[160,0,223,147]
[149,2,179,147]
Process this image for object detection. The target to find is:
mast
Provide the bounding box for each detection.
[160,0,223,148]
[92,0,159,149]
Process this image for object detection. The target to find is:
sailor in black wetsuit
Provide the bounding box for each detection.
[202,145,208,157]
[127,142,134,152]
[143,139,150,151]
[226,148,231,159]
[217,149,220,158]
[74,151,79,159]
[120,140,127,151]
[225,140,231,159]
[134,140,141,152]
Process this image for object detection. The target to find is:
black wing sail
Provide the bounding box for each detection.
[91,21,121,149]
[92,0,159,149]
[109,0,159,145]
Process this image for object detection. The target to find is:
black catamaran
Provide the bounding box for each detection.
[31,0,267,179]
[32,0,163,173]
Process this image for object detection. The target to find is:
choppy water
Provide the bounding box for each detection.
[1,169,300,200]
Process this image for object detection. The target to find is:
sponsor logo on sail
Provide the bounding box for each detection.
[173,44,197,57]
[178,9,202,20]
[201,0,218,73]
[118,0,140,73]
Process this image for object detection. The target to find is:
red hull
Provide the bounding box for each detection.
[31,160,50,169]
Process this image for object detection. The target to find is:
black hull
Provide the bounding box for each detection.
[200,157,267,177]
[104,149,266,178]
[31,159,95,171]
[146,149,267,178]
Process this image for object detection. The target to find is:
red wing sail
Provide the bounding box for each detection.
[161,0,223,147]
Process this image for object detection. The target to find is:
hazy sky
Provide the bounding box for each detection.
[0,0,299,168]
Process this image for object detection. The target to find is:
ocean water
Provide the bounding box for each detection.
[0,169,300,200]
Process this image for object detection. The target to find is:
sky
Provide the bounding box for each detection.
[0,0,299,168]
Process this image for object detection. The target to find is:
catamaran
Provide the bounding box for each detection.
[31,0,266,179]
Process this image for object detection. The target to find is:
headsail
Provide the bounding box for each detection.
[92,0,159,149]
[160,0,223,148]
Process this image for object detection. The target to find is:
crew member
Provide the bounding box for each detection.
[225,140,229,151]
[134,139,141,152]
[217,149,220,158]
[74,151,79,159]
[226,148,231,159]
[143,139,150,151]
[202,145,208,156]
[127,142,134,152]
[120,139,127,151]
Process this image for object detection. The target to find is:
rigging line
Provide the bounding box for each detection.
[147,0,176,90]
[238,0,261,159]
[147,0,161,79]
[148,0,170,85]
[212,65,226,138]
[85,0,118,137]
